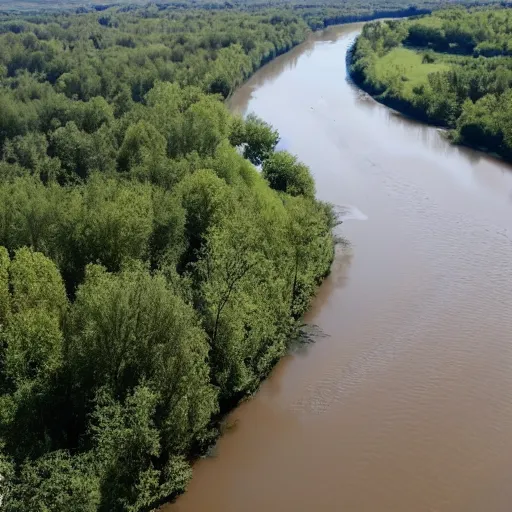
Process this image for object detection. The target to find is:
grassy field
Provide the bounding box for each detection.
[412,15,444,28]
[373,46,450,96]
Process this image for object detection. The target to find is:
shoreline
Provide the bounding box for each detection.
[347,36,512,163]
[346,42,446,127]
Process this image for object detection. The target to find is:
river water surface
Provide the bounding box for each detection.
[167,22,512,512]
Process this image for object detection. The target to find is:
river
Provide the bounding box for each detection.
[166,22,512,512]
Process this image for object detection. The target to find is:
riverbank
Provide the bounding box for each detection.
[347,46,437,125]
[348,10,512,162]
[347,40,449,126]
[174,0,424,468]
[348,49,511,160]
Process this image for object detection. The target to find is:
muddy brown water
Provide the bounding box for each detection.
[166,22,512,512]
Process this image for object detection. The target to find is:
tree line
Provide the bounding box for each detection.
[0,0,452,15]
[0,4,339,511]
[351,7,512,159]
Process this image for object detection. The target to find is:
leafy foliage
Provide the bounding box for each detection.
[231,113,280,166]
[263,150,315,198]
[6,451,100,512]
[0,3,339,511]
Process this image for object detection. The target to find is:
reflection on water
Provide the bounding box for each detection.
[168,21,512,512]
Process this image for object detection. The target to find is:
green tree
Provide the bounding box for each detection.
[0,247,67,461]
[117,120,166,173]
[8,246,67,318]
[3,132,60,182]
[72,176,154,273]
[176,169,232,266]
[182,96,232,156]
[283,196,335,317]
[5,451,100,512]
[231,113,279,166]
[3,308,63,387]
[67,264,217,450]
[0,6,338,509]
[262,150,315,198]
[50,122,95,181]
[90,386,171,512]
[73,96,114,134]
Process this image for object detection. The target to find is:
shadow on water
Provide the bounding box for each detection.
[305,245,353,318]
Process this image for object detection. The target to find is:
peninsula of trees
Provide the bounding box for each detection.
[351,7,512,159]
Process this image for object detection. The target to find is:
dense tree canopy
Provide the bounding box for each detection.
[0,2,342,511]
[351,7,512,159]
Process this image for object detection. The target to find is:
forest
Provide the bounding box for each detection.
[0,0,457,14]
[350,7,512,159]
[0,4,344,511]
